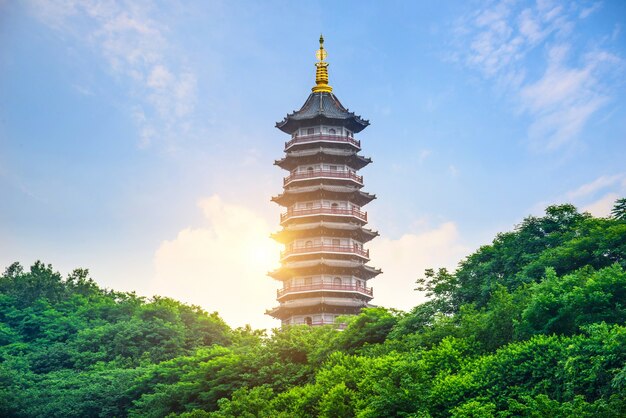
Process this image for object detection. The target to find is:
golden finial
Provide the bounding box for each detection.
[312,34,332,93]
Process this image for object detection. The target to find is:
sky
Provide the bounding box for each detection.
[1,0,625,330]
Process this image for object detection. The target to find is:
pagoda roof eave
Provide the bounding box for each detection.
[276,115,369,135]
[274,149,372,171]
[268,259,382,281]
[272,185,376,207]
[275,92,369,134]
[266,300,370,319]
[271,223,379,244]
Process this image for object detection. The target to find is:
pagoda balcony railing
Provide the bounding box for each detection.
[284,169,363,185]
[280,207,367,223]
[281,244,369,259]
[285,134,360,149]
[291,320,347,329]
[277,283,373,298]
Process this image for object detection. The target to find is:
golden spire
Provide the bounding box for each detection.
[312,34,332,93]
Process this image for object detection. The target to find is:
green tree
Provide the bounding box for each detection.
[612,197,626,221]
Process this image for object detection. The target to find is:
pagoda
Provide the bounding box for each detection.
[267,36,381,327]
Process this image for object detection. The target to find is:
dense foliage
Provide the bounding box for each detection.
[1,202,625,417]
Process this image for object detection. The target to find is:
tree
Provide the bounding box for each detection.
[336,308,399,352]
[612,198,626,221]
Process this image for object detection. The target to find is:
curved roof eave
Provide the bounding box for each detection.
[276,92,369,134]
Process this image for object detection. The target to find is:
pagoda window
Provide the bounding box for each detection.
[305,240,313,248]
[329,128,336,135]
[332,238,340,247]
[329,165,337,171]
[304,316,312,326]
[304,277,312,285]
[331,202,338,211]
[333,277,342,285]
[305,202,313,209]
[307,128,314,135]
[307,166,314,173]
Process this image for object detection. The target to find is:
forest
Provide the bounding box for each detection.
[1,201,625,417]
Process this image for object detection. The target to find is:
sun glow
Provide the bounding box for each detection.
[246,239,281,273]
[152,195,282,329]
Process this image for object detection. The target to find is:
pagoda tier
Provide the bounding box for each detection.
[271,221,379,243]
[269,258,381,282]
[283,169,364,187]
[267,36,380,327]
[280,206,369,226]
[271,185,376,207]
[266,300,368,321]
[275,147,372,171]
[281,245,369,262]
[276,283,374,301]
[285,134,361,151]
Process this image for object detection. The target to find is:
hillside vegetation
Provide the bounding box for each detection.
[1,202,625,417]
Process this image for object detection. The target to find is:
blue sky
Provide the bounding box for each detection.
[1,0,625,329]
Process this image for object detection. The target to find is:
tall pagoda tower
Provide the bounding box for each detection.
[267,36,381,326]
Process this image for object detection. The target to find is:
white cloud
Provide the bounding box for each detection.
[147,65,174,89]
[369,222,469,311]
[573,173,626,217]
[518,8,543,43]
[534,173,626,217]
[583,192,619,217]
[519,43,618,149]
[566,174,624,200]
[450,0,623,150]
[579,2,602,19]
[418,149,432,164]
[72,84,93,96]
[520,45,587,109]
[152,195,281,330]
[27,0,197,149]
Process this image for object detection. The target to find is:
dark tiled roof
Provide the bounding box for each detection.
[276,92,369,134]
[271,185,376,207]
[271,222,379,244]
[268,259,382,280]
[274,148,372,170]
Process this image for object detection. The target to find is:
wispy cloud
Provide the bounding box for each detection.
[571,173,626,217]
[582,192,619,217]
[27,0,197,149]
[579,2,602,19]
[533,172,626,217]
[449,0,623,150]
[418,149,432,164]
[566,173,624,200]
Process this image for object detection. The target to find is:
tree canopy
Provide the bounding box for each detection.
[1,202,625,417]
